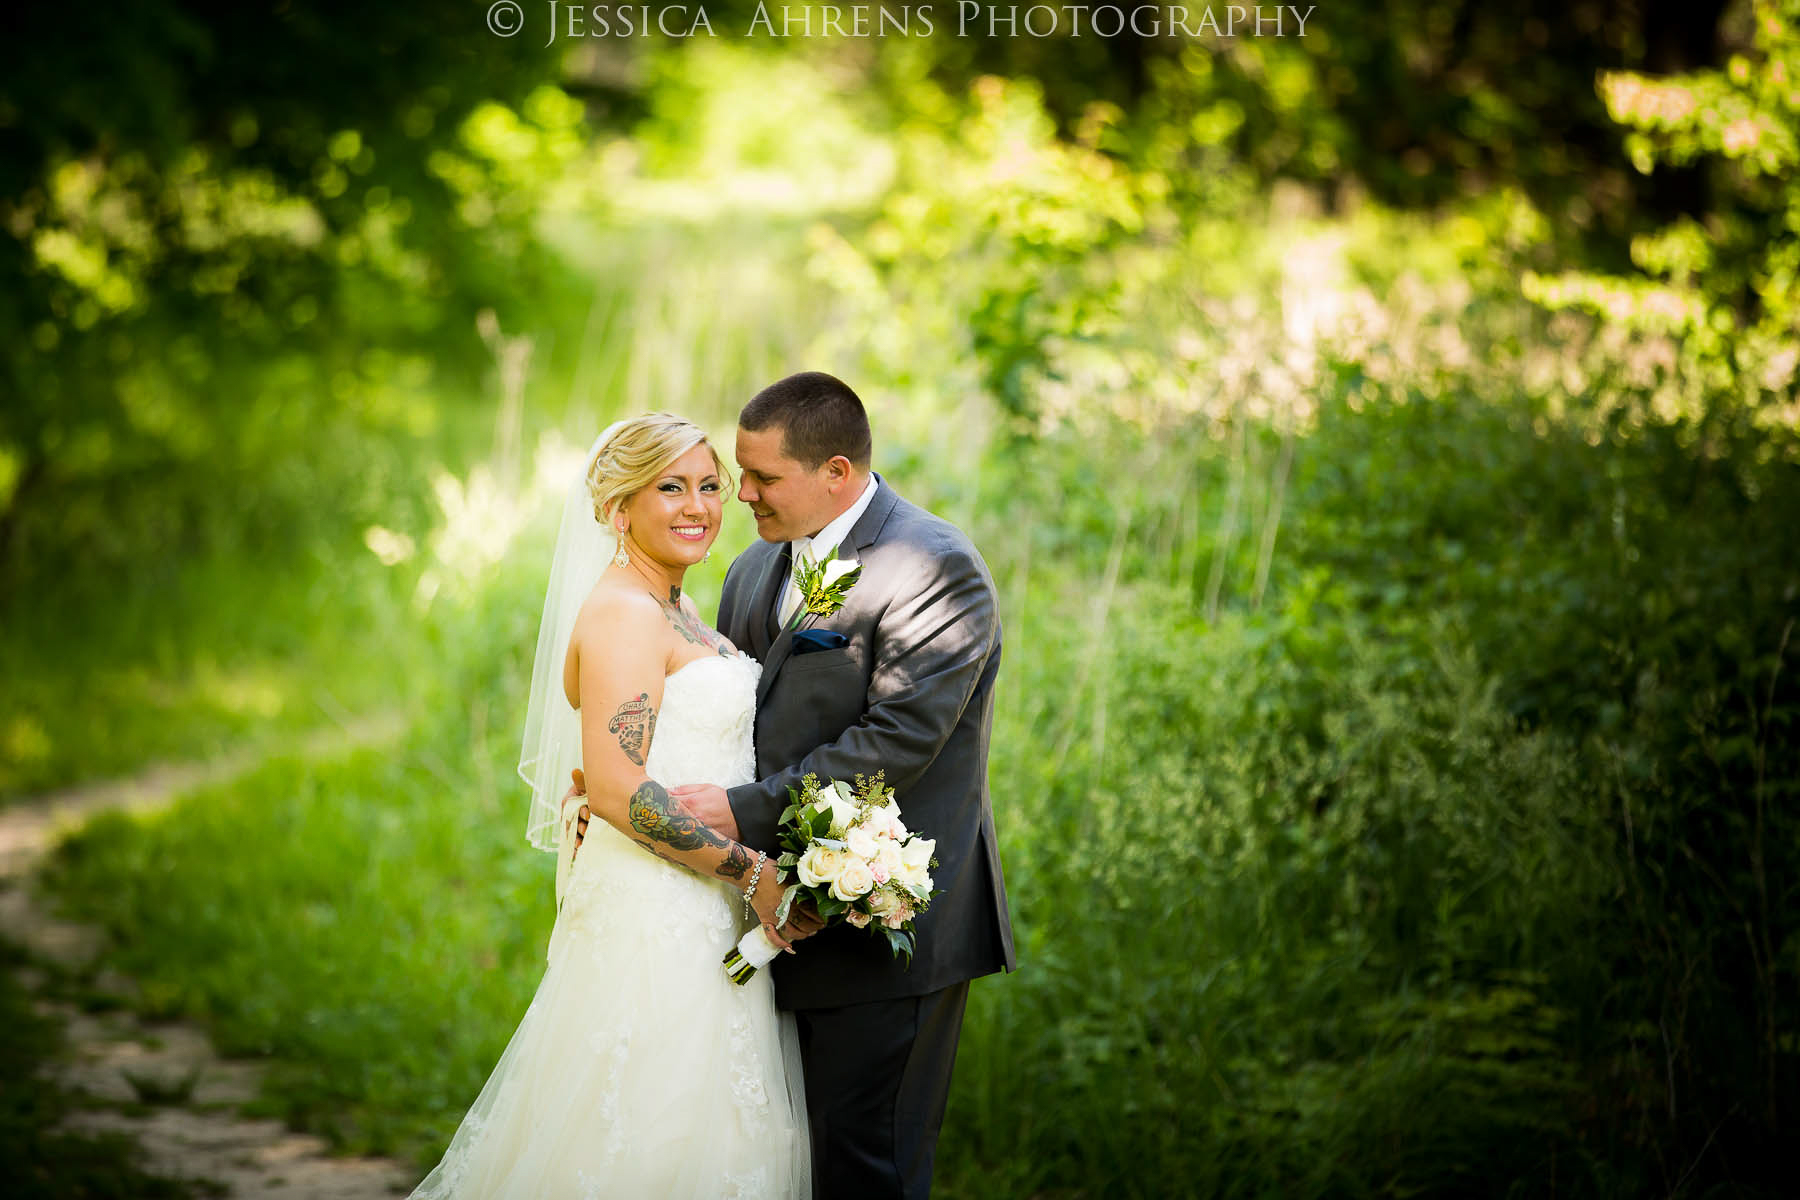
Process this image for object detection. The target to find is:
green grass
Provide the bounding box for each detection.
[0,542,417,801]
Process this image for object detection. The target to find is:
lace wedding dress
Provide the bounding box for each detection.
[410,653,810,1199]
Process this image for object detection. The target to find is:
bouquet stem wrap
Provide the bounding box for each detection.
[723,926,784,985]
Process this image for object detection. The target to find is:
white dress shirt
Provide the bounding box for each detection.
[779,475,879,625]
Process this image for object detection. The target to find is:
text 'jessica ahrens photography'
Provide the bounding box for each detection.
[489,2,1318,42]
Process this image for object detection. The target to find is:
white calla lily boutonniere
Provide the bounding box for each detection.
[787,542,862,629]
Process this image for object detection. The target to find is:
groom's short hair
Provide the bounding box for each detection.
[740,371,872,469]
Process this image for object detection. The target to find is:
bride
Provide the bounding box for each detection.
[410,414,811,1199]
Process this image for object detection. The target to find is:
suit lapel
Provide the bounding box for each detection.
[846,475,898,554]
[737,541,790,660]
[758,623,795,709]
[764,549,788,646]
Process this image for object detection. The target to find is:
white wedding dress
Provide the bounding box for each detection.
[410,653,810,1199]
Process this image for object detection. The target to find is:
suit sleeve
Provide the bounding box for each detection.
[726,543,999,850]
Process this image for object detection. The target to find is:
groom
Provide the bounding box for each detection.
[683,370,1014,1198]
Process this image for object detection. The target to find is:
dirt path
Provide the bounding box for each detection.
[0,716,422,1199]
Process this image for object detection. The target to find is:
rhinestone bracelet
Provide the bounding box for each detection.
[742,851,767,921]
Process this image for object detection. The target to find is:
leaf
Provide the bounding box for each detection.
[774,888,796,928]
[880,925,915,965]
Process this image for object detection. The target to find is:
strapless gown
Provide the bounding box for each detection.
[409,653,809,1199]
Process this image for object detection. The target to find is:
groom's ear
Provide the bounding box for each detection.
[822,454,854,489]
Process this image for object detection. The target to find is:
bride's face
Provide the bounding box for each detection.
[619,443,725,569]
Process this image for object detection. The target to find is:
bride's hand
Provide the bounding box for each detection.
[748,869,821,949]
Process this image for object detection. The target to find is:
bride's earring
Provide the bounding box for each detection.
[703,549,712,563]
[612,524,630,568]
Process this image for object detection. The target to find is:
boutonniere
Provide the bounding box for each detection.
[788,543,862,629]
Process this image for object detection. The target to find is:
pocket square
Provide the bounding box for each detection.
[791,629,849,655]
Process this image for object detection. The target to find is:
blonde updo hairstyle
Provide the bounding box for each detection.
[585,412,733,528]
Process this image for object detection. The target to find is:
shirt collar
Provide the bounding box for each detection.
[792,474,878,563]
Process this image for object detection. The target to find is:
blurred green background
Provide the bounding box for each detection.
[3,1,1798,1195]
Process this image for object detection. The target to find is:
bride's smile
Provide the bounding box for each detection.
[615,442,725,575]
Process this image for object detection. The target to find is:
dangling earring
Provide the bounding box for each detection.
[612,524,630,568]
[703,549,712,563]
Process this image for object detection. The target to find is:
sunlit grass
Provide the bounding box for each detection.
[0,546,415,800]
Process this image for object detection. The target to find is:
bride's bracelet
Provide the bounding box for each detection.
[741,851,767,920]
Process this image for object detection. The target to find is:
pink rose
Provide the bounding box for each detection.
[846,910,872,929]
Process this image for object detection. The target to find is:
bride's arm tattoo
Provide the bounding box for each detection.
[626,780,755,881]
[628,780,726,853]
[607,694,655,766]
[716,842,751,880]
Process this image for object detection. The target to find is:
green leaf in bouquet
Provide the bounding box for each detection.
[774,887,797,929]
[880,925,915,965]
[817,895,847,918]
[809,810,832,839]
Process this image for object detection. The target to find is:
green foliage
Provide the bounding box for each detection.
[0,0,576,578]
[10,9,1800,1198]
[1526,0,1800,430]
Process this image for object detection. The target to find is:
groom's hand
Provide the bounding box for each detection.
[667,783,739,842]
[565,769,589,850]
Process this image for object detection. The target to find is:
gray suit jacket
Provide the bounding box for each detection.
[721,478,1017,1009]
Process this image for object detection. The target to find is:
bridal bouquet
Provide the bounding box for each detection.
[723,773,938,985]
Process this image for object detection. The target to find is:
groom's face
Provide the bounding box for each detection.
[735,425,841,544]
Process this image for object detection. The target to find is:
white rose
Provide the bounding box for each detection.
[798,846,846,887]
[831,859,876,901]
[882,805,908,840]
[875,840,904,880]
[845,910,871,929]
[845,823,881,860]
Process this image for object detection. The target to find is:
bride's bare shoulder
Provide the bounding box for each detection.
[575,579,663,633]
[563,582,668,704]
